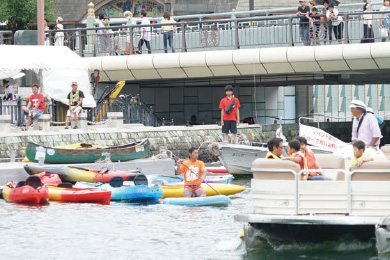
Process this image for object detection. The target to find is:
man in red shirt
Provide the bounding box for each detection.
[219,85,240,144]
[21,84,45,131]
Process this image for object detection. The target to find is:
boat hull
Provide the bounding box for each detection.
[243,223,376,252]
[162,183,244,198]
[2,183,49,205]
[162,195,231,207]
[75,182,163,203]
[47,185,111,205]
[25,139,150,164]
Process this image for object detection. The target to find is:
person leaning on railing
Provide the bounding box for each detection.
[326,4,344,45]
[380,0,390,42]
[161,11,176,53]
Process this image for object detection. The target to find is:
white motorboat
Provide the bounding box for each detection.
[235,153,390,254]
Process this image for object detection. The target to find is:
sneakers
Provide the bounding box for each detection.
[73,126,78,129]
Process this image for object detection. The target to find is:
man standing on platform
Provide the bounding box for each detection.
[219,85,240,144]
[176,148,206,197]
[65,82,84,129]
[350,100,382,148]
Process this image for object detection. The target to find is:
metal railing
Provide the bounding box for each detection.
[0,94,163,127]
[43,9,390,57]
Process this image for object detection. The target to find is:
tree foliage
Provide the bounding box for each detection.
[0,0,56,33]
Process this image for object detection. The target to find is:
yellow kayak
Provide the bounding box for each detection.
[162,183,245,198]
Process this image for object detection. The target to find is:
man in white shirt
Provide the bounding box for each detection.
[137,9,151,54]
[350,100,382,148]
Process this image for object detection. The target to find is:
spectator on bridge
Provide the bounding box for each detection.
[297,0,311,46]
[2,79,15,101]
[65,82,85,129]
[54,17,64,46]
[322,0,330,45]
[161,11,176,53]
[307,7,321,45]
[361,3,375,43]
[21,84,45,131]
[350,100,382,149]
[123,11,135,55]
[137,10,151,54]
[326,4,344,44]
[380,0,390,42]
[44,18,50,46]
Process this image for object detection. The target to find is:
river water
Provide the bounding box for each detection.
[0,176,386,260]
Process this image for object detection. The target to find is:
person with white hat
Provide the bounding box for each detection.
[350,100,382,148]
[54,17,64,46]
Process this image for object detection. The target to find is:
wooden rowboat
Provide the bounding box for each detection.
[25,139,150,164]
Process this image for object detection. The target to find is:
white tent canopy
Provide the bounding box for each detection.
[0,45,96,107]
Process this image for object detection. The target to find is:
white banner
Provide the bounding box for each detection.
[299,124,346,151]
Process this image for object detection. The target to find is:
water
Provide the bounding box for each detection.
[0,176,386,260]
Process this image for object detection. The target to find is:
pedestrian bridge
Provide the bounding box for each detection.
[84,42,390,85]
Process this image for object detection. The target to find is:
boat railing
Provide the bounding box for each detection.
[251,165,390,217]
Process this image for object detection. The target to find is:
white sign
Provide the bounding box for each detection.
[35,146,46,161]
[299,124,346,151]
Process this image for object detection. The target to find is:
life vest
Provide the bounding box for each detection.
[350,152,369,168]
[70,90,80,105]
[265,151,283,159]
[290,151,308,180]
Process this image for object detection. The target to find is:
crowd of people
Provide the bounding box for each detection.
[297,0,390,46]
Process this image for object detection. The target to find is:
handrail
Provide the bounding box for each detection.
[311,113,353,121]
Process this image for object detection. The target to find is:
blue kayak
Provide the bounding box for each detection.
[162,195,231,207]
[75,182,163,203]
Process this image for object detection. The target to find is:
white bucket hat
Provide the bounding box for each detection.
[366,107,374,114]
[349,100,366,111]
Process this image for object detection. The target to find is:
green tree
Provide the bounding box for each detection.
[0,0,56,33]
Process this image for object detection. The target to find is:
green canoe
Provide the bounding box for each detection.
[25,139,151,164]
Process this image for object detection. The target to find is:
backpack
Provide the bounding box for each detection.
[225,98,236,115]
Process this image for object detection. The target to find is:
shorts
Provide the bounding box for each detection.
[222,120,237,134]
[183,185,206,197]
[24,108,43,120]
[66,106,82,117]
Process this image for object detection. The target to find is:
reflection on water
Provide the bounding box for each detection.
[0,176,384,260]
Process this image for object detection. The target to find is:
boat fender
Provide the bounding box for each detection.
[210,142,222,157]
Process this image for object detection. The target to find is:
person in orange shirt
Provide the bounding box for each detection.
[176,147,206,197]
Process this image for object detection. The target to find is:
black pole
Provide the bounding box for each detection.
[249,0,255,17]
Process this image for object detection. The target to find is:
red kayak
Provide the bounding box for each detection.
[47,183,111,205]
[205,166,229,174]
[2,176,49,205]
[38,172,62,185]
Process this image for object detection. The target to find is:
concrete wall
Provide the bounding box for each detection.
[1,120,388,162]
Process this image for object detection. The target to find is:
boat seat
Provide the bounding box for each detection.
[351,159,390,181]
[16,181,26,188]
[25,175,42,189]
[251,158,300,180]
[109,176,124,187]
[57,182,73,188]
[134,174,148,185]
[315,154,345,181]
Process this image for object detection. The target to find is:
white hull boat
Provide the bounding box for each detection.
[236,153,390,254]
